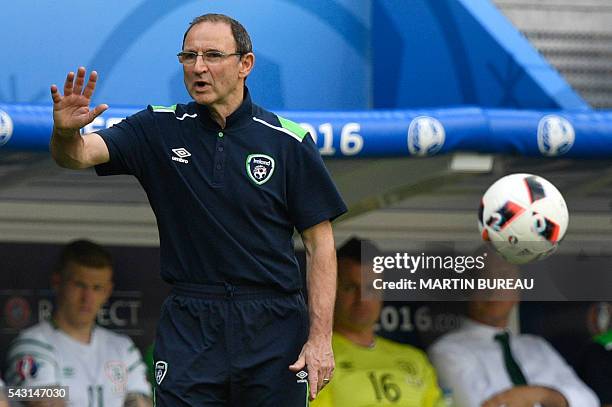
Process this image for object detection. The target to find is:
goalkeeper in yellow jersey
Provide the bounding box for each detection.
[312,237,445,407]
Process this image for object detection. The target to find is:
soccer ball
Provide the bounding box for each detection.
[478,173,569,264]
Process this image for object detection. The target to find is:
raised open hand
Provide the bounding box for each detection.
[50,67,108,137]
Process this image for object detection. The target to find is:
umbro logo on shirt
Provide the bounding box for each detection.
[63,366,75,378]
[171,148,191,164]
[295,370,308,383]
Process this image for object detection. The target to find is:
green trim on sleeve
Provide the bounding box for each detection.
[11,338,55,352]
[278,116,307,140]
[151,104,177,113]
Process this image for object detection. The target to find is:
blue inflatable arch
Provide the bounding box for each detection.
[1,103,611,159]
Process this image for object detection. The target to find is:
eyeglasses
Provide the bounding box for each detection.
[177,50,243,65]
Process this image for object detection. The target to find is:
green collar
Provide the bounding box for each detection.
[594,330,612,349]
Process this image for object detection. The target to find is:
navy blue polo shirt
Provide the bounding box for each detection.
[95,88,347,292]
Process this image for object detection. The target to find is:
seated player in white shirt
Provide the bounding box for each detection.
[5,239,152,407]
[0,377,7,407]
[428,250,599,407]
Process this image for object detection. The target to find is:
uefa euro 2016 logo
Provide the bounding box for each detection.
[0,109,14,147]
[537,115,575,156]
[407,116,445,156]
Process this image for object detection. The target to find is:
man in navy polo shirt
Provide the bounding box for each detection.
[49,13,347,407]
